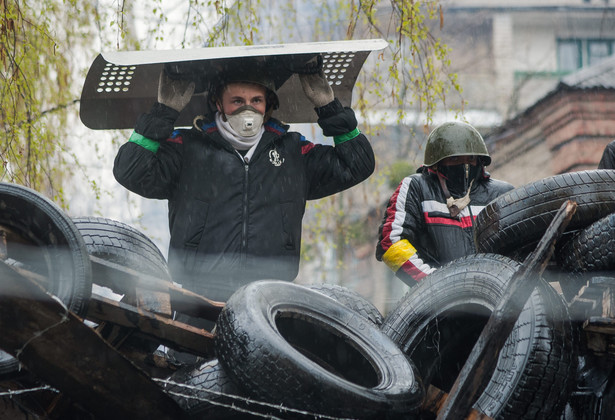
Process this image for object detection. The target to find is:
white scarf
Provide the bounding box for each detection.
[215,112,264,159]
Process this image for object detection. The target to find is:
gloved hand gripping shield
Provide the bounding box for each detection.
[157,69,196,112]
[296,55,335,109]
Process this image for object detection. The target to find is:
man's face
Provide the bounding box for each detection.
[217,82,267,115]
[439,155,478,167]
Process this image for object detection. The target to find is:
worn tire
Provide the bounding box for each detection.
[72,217,170,352]
[305,283,383,326]
[562,354,615,420]
[215,280,424,419]
[0,183,92,377]
[162,358,250,419]
[475,170,615,258]
[556,212,615,273]
[72,216,169,281]
[381,254,577,419]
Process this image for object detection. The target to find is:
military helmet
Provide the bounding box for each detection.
[423,121,491,166]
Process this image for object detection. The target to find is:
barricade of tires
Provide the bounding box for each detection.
[167,168,610,419]
[0,182,423,419]
[471,169,615,419]
[165,280,424,419]
[2,170,615,419]
[381,253,577,419]
[473,169,615,304]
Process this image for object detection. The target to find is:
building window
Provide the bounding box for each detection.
[558,38,615,71]
[588,40,613,66]
[558,40,582,72]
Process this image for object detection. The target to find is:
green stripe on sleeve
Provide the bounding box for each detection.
[333,127,361,145]
[129,132,160,153]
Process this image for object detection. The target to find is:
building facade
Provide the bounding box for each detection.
[440,0,615,121]
[486,55,615,186]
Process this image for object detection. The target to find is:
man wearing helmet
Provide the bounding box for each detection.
[375,121,514,286]
[113,58,375,302]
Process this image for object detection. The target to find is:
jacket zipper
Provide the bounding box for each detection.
[241,159,249,261]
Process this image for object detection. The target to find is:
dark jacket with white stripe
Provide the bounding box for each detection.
[113,100,374,301]
[376,166,514,286]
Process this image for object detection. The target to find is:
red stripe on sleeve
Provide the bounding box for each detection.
[166,136,183,144]
[380,187,402,251]
[399,260,429,281]
[301,142,315,154]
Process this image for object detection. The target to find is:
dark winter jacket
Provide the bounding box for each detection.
[113,100,374,301]
[376,166,514,286]
[598,139,615,169]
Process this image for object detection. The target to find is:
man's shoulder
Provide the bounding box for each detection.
[167,127,206,142]
[264,118,291,137]
[484,177,515,194]
[396,171,434,192]
[412,168,435,183]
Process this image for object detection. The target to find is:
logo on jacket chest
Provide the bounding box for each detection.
[269,149,285,167]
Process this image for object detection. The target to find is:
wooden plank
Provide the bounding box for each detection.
[88,293,215,357]
[421,385,493,419]
[437,200,577,420]
[584,316,615,335]
[135,287,172,316]
[603,287,615,319]
[89,255,224,321]
[0,262,184,420]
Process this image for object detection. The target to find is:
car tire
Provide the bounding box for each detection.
[0,183,92,378]
[72,216,170,352]
[474,170,615,258]
[162,358,252,419]
[556,212,615,273]
[304,283,383,325]
[72,216,169,281]
[381,253,577,419]
[215,280,424,419]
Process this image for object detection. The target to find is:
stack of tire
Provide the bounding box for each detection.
[3,169,615,419]
[0,183,175,381]
[0,182,425,419]
[165,170,615,419]
[381,169,615,420]
[164,281,425,419]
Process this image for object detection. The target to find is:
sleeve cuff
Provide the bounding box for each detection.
[129,132,160,153]
[151,102,181,120]
[315,98,344,119]
[333,128,361,145]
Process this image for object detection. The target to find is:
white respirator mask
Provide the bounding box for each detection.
[225,106,264,137]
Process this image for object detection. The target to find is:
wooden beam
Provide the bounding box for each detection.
[421,385,493,419]
[0,262,185,420]
[88,293,215,357]
[437,200,577,420]
[584,317,615,335]
[89,255,224,321]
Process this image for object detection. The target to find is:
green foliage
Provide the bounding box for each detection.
[1,1,71,194]
[387,160,415,189]
[0,0,129,202]
[0,0,460,279]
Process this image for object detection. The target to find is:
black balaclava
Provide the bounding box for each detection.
[438,163,482,198]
